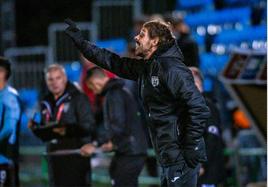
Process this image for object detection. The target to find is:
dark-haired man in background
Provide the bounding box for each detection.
[82,67,147,187]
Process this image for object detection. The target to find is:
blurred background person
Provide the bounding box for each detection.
[169,15,200,67]
[79,54,116,160]
[0,57,21,187]
[29,64,95,187]
[83,67,147,187]
[190,67,226,187]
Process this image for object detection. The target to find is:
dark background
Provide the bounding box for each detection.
[15,0,92,46]
[15,0,176,46]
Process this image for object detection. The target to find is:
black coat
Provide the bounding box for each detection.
[78,40,210,166]
[199,95,225,184]
[101,78,147,155]
[34,82,95,152]
[177,33,200,67]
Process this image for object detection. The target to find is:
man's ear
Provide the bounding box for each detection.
[63,75,68,84]
[152,37,159,47]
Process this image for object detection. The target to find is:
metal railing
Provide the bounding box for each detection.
[92,0,141,40]
[18,146,267,187]
[48,22,97,64]
[4,46,48,90]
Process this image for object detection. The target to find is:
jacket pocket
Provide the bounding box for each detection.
[173,119,181,146]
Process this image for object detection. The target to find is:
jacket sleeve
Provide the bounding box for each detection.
[0,95,20,143]
[103,90,127,138]
[66,94,96,142]
[203,99,225,176]
[163,66,210,147]
[78,41,146,81]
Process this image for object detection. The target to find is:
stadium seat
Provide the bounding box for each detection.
[200,53,229,91]
[176,0,213,10]
[185,7,251,27]
[20,112,29,133]
[213,25,266,45]
[192,32,206,46]
[19,89,39,109]
[64,62,82,82]
[96,38,127,55]
[200,53,229,76]
[224,0,264,7]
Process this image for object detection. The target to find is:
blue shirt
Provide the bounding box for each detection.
[0,85,21,164]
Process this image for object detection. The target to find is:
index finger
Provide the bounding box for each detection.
[64,18,76,27]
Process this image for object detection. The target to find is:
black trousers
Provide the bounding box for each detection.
[145,156,159,187]
[47,154,91,187]
[0,163,16,187]
[109,155,145,187]
[160,162,200,187]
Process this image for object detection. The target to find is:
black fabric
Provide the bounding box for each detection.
[109,155,145,187]
[66,23,210,167]
[101,78,147,155]
[0,58,11,80]
[65,19,85,48]
[47,154,91,187]
[198,95,226,185]
[0,105,5,132]
[176,34,200,67]
[145,156,159,187]
[182,138,206,168]
[0,164,16,187]
[161,162,200,187]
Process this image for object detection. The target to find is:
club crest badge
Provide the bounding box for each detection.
[151,76,159,87]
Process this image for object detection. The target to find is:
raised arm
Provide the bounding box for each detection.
[64,19,146,81]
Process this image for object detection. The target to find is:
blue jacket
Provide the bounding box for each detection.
[0,85,21,164]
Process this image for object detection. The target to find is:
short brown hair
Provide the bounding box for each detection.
[0,57,11,80]
[143,20,175,46]
[86,67,106,80]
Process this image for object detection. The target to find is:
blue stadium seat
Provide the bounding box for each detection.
[192,33,205,46]
[185,7,251,27]
[176,0,213,10]
[64,62,82,82]
[200,53,229,76]
[200,53,229,91]
[96,38,127,55]
[19,89,39,108]
[224,0,264,6]
[20,112,29,133]
[214,25,266,45]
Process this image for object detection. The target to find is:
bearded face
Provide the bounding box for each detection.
[134,27,155,59]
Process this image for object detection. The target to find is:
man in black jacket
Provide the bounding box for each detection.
[190,67,225,187]
[30,64,95,187]
[82,67,147,187]
[65,19,210,187]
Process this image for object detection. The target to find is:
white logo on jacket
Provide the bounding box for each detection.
[171,176,180,182]
[151,76,159,87]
